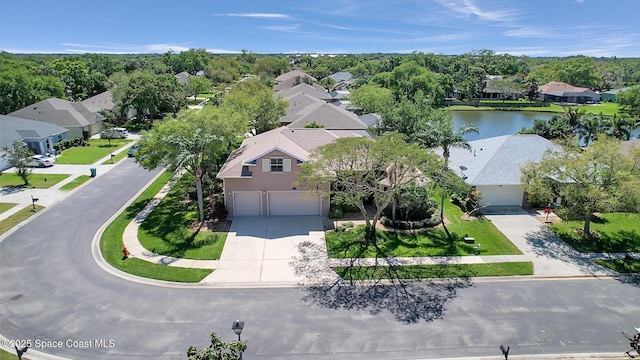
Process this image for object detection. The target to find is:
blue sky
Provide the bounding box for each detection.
[3,0,639,57]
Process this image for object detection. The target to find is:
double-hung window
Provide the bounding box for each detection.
[270,157,284,172]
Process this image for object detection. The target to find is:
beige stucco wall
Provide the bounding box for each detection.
[223,149,330,216]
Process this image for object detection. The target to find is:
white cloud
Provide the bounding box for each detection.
[263,24,301,32]
[435,0,518,22]
[503,27,552,38]
[216,12,290,19]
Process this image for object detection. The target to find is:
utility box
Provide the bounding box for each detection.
[464,237,475,244]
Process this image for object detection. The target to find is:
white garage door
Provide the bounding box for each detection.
[268,191,321,216]
[478,185,524,206]
[234,191,261,216]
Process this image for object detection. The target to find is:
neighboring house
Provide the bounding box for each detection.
[276,83,333,101]
[9,98,104,138]
[81,91,116,113]
[329,89,351,101]
[217,127,371,217]
[279,93,325,125]
[600,85,640,102]
[273,70,322,91]
[329,71,354,90]
[358,113,382,129]
[538,81,600,104]
[174,71,191,85]
[480,79,521,100]
[446,134,561,207]
[286,101,368,130]
[0,115,68,170]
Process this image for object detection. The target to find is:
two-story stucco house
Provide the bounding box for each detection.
[217,127,371,217]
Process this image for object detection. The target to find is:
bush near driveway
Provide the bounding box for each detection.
[55,139,131,164]
[327,188,521,259]
[550,213,640,253]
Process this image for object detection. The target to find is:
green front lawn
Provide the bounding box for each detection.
[0,173,69,188]
[0,349,19,360]
[0,205,45,235]
[0,203,17,214]
[59,175,92,191]
[550,213,640,253]
[334,262,533,280]
[594,258,640,274]
[327,189,520,258]
[100,170,212,282]
[55,139,131,164]
[138,173,226,260]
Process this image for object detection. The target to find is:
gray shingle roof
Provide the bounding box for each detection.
[447,134,561,186]
[276,83,331,99]
[1,115,68,149]
[275,70,317,83]
[286,102,367,130]
[9,98,102,129]
[81,91,115,112]
[280,93,324,124]
[329,72,353,82]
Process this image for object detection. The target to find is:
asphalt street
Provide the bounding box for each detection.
[1,159,639,359]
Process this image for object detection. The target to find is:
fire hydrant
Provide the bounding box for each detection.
[122,246,130,259]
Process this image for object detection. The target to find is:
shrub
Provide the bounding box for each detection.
[329,206,343,219]
[380,215,442,230]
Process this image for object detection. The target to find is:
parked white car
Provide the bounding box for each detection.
[27,155,56,167]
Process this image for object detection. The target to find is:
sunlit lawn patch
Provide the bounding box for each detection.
[550,213,640,253]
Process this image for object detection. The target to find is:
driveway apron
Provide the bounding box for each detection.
[201,216,332,285]
[482,207,613,277]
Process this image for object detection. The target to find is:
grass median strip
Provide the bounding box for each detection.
[0,203,17,214]
[0,173,69,188]
[99,170,212,282]
[60,175,92,191]
[334,262,534,280]
[101,149,129,165]
[0,205,45,235]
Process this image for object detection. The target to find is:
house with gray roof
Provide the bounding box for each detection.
[276,83,332,101]
[286,101,367,130]
[446,134,561,207]
[600,85,640,102]
[538,81,600,104]
[0,115,68,170]
[279,92,324,125]
[175,71,191,85]
[81,91,115,113]
[217,127,370,217]
[9,98,104,139]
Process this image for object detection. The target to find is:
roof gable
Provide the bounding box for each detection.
[0,115,68,149]
[275,69,317,83]
[9,98,100,128]
[217,127,370,178]
[276,83,331,100]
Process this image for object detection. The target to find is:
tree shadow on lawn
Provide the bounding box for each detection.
[291,239,473,324]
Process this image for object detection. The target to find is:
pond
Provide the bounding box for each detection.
[452,110,554,141]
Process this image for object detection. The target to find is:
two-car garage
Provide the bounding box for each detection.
[232,191,322,217]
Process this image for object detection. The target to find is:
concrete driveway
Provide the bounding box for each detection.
[482,206,614,277]
[201,216,336,286]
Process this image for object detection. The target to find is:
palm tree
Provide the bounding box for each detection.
[605,113,633,141]
[427,112,478,236]
[562,106,587,131]
[577,114,606,146]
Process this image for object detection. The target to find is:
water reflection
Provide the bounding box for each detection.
[452,111,553,141]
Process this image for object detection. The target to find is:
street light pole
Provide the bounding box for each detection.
[232,320,245,359]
